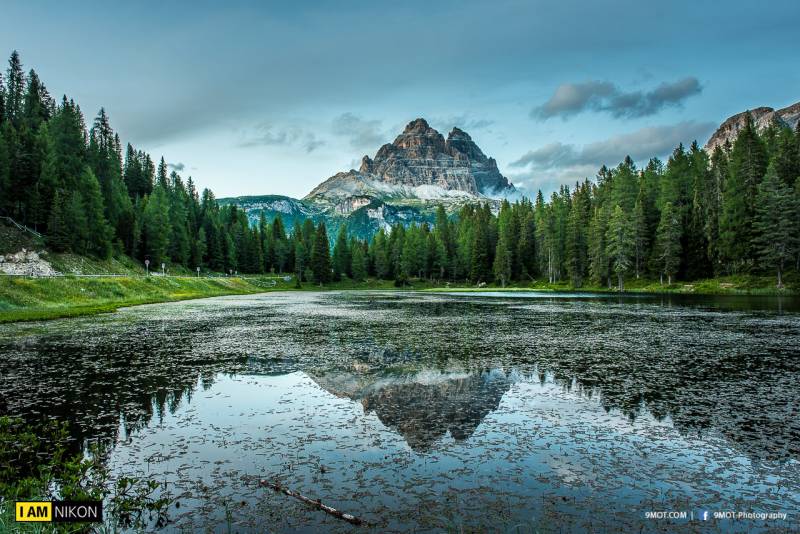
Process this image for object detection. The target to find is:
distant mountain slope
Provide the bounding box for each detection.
[705,101,800,153]
[217,195,322,230]
[217,194,435,239]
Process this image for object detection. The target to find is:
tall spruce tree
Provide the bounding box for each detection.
[332,224,351,280]
[719,114,768,270]
[351,242,367,282]
[492,232,512,287]
[566,181,590,286]
[77,166,113,258]
[605,205,635,290]
[310,222,331,284]
[655,202,682,285]
[5,51,24,126]
[142,186,171,266]
[752,164,798,287]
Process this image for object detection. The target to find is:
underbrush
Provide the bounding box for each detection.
[0,417,170,533]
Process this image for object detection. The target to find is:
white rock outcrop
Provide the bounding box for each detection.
[0,249,60,276]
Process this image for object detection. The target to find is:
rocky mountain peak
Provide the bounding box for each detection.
[306,117,514,205]
[705,101,800,153]
[403,117,434,133]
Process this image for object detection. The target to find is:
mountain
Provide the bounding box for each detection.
[220,118,514,238]
[704,101,800,153]
[306,118,514,208]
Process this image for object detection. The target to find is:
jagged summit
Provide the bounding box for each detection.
[306,118,514,205]
[705,101,800,153]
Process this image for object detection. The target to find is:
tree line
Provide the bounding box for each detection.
[0,50,307,275]
[335,114,800,288]
[1,50,798,286]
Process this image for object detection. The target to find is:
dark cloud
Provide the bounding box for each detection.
[511,121,716,171]
[167,162,185,171]
[532,81,617,120]
[533,77,702,120]
[331,113,386,150]
[239,122,324,153]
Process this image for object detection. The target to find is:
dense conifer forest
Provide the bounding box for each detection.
[1,51,798,287]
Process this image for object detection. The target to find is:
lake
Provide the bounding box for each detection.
[0,291,798,532]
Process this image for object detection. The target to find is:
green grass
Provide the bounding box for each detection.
[425,273,799,296]
[0,275,288,323]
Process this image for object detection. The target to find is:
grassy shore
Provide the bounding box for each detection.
[0,275,288,323]
[425,273,798,296]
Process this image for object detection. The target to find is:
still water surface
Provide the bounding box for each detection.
[0,291,798,532]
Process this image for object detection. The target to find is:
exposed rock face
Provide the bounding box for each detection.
[0,249,59,276]
[705,101,800,153]
[306,118,514,203]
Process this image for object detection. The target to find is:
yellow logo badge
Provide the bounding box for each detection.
[15,502,52,522]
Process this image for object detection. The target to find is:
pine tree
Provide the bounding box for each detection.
[142,186,171,266]
[0,71,6,127]
[434,204,454,279]
[469,210,491,283]
[195,227,208,269]
[631,196,648,279]
[588,206,610,286]
[332,224,351,280]
[0,126,10,214]
[371,229,390,279]
[5,51,25,126]
[752,164,798,287]
[46,191,71,252]
[156,157,169,189]
[655,202,682,285]
[35,124,59,232]
[270,215,288,272]
[605,205,634,290]
[772,126,800,186]
[493,232,512,287]
[517,209,536,279]
[78,166,113,258]
[566,181,590,286]
[611,156,639,212]
[49,98,87,193]
[719,114,768,269]
[23,69,52,130]
[294,237,307,281]
[310,222,331,284]
[706,147,726,273]
[351,242,368,282]
[167,172,190,264]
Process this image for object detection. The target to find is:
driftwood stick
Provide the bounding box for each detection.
[259,479,366,526]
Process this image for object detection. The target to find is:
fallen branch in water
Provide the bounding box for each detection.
[259,479,366,526]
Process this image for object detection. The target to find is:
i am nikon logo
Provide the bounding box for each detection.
[16,501,103,523]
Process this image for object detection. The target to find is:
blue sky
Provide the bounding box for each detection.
[2,0,798,198]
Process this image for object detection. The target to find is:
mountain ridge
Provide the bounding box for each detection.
[704,101,800,153]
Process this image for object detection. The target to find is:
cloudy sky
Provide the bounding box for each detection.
[3,0,798,198]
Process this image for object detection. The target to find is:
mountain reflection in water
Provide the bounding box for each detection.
[310,355,512,451]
